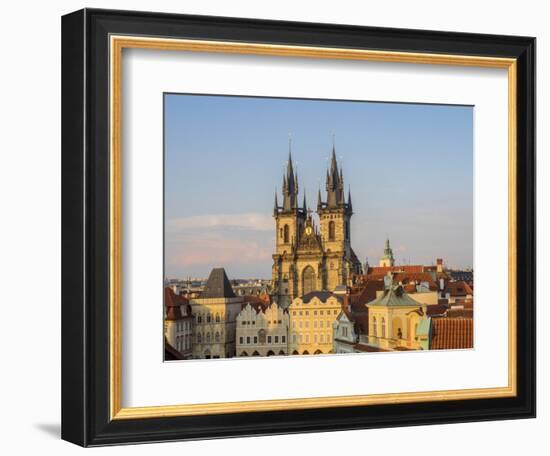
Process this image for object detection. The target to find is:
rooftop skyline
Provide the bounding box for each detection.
[165,94,473,279]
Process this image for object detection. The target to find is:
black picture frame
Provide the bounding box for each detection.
[62,8,536,447]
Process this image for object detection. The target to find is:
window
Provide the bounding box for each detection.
[215,332,220,342]
[292,321,296,328]
[267,336,272,343]
[282,336,286,343]
[372,317,377,337]
[314,334,318,343]
[305,321,309,328]
[299,321,303,328]
[306,335,310,343]
[305,311,309,316]
[293,334,297,343]
[381,318,386,338]
[320,310,324,316]
[283,224,289,243]
[197,315,202,324]
[314,320,318,328]
[275,336,279,343]
[320,320,324,328]
[328,220,335,241]
[206,314,211,323]
[197,333,202,343]
[314,310,317,315]
[215,313,220,323]
[246,336,251,344]
[239,337,243,344]
[206,333,211,342]
[320,334,324,343]
[253,336,258,344]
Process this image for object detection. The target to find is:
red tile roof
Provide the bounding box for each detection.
[431,317,473,350]
[349,280,385,307]
[444,281,473,297]
[164,288,192,320]
[446,308,474,318]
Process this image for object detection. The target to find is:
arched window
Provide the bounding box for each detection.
[381,318,386,338]
[206,314,211,323]
[280,228,283,238]
[302,266,316,295]
[283,224,289,243]
[328,221,335,241]
[197,315,202,324]
[215,332,220,342]
[215,313,220,323]
[372,317,377,337]
[258,329,266,344]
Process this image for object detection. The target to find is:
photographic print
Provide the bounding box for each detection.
[163,94,474,361]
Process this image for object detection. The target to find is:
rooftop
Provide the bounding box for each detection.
[199,268,236,299]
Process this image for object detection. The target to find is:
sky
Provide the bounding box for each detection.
[164,94,473,280]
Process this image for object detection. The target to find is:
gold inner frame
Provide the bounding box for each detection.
[109,35,517,420]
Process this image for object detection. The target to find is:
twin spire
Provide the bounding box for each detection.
[274,139,352,216]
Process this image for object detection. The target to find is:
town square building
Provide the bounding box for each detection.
[236,302,290,357]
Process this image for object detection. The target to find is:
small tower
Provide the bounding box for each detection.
[379,238,395,267]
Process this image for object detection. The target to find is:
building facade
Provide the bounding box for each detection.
[236,302,289,357]
[190,268,244,359]
[365,282,429,351]
[288,291,342,355]
[164,287,193,359]
[271,147,362,307]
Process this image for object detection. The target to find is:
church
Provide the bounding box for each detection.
[271,146,362,307]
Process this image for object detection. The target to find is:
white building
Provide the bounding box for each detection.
[236,302,289,357]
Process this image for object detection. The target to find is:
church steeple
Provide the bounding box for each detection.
[282,145,299,211]
[325,143,347,210]
[347,186,353,212]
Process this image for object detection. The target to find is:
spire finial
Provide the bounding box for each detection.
[288,133,292,159]
[303,190,307,212]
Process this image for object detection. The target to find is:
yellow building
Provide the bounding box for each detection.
[365,281,428,351]
[288,291,342,355]
[190,268,244,359]
[271,148,362,307]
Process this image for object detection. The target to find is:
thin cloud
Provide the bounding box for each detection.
[167,213,272,232]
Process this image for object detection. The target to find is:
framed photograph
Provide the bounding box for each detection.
[61,8,535,446]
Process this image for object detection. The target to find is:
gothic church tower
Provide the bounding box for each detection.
[272,143,362,308]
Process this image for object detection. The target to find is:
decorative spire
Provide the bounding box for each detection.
[273,190,279,216]
[347,186,352,211]
[317,187,323,210]
[325,140,344,208]
[282,140,298,211]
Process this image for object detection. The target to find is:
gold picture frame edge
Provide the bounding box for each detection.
[109,35,518,421]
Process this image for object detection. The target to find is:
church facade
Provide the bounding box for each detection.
[271,147,362,307]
